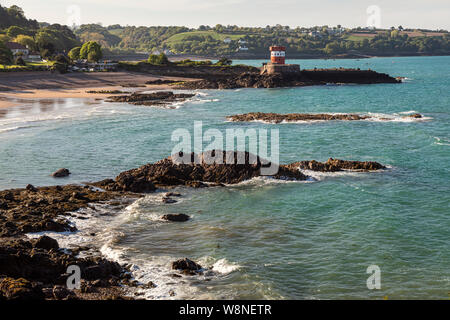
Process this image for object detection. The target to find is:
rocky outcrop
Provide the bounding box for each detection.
[287,158,386,172]
[0,237,128,300]
[52,168,71,177]
[92,151,309,191]
[172,258,202,272]
[227,112,424,123]
[178,69,400,90]
[0,184,126,237]
[105,91,195,107]
[228,112,368,123]
[0,277,45,300]
[90,150,387,192]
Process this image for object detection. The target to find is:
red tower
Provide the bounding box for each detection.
[270,46,286,64]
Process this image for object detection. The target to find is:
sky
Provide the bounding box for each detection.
[2,0,449,30]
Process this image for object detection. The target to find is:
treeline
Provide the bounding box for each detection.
[1,4,450,60]
[0,4,80,60]
[74,23,450,57]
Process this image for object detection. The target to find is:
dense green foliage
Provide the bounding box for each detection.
[1,4,449,60]
[0,5,38,29]
[68,46,81,60]
[147,53,170,65]
[0,5,80,59]
[79,41,102,62]
[74,23,450,57]
[0,41,13,64]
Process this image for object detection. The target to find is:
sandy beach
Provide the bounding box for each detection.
[0,71,195,107]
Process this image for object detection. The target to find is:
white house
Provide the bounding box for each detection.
[6,42,29,58]
[238,39,247,44]
[223,37,232,44]
[26,52,41,62]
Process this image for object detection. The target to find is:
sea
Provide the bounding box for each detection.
[0,56,449,299]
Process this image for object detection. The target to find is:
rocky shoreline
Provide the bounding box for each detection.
[0,151,386,300]
[227,112,423,123]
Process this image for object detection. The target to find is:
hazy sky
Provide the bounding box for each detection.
[2,0,449,30]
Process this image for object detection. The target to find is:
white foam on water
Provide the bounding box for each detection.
[228,175,316,188]
[433,136,450,146]
[210,258,241,274]
[0,125,34,133]
[299,167,388,182]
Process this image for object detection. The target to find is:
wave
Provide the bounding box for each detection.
[0,125,34,133]
[433,136,450,146]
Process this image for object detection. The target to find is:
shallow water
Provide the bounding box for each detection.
[2,56,450,299]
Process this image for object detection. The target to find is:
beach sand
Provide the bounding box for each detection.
[0,71,195,106]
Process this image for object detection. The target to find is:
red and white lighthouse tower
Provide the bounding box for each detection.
[270,46,286,64]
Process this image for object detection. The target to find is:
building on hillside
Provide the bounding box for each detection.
[223,37,232,43]
[238,46,249,51]
[6,42,29,58]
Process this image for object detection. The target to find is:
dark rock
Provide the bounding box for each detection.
[106,91,195,107]
[52,168,71,178]
[165,192,181,197]
[52,285,73,300]
[162,197,177,204]
[172,258,202,272]
[0,277,45,300]
[143,281,157,289]
[100,150,308,190]
[161,213,190,222]
[33,236,59,250]
[227,112,368,123]
[290,158,386,172]
[26,184,37,192]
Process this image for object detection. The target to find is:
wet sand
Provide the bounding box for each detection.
[0,71,194,106]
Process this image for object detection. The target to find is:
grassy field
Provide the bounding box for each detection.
[0,61,53,71]
[165,30,245,44]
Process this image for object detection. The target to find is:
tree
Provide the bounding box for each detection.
[14,34,35,50]
[0,41,13,65]
[68,46,81,60]
[79,41,102,62]
[6,26,28,38]
[147,53,170,65]
[216,57,232,66]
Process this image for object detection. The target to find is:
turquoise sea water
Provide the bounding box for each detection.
[1,56,449,299]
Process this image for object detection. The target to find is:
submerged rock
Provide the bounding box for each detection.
[161,213,190,222]
[289,158,386,172]
[52,168,71,178]
[172,258,202,272]
[227,112,368,123]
